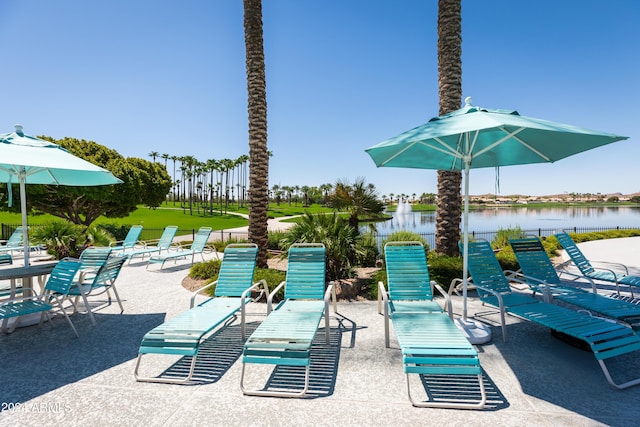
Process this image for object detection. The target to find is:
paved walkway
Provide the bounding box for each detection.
[1,239,640,426]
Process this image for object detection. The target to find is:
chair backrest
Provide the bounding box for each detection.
[122,225,144,248]
[45,260,82,295]
[384,241,433,301]
[4,227,24,248]
[509,238,562,285]
[284,243,326,300]
[554,232,595,276]
[156,226,178,250]
[214,243,259,297]
[93,256,127,287]
[464,241,513,297]
[189,227,212,253]
[79,247,113,269]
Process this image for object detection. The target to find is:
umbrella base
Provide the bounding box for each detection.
[454,318,492,345]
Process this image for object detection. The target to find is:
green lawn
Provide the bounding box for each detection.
[0,207,247,234]
[0,202,337,234]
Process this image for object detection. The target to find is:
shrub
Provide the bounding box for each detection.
[381,230,429,251]
[189,261,286,301]
[189,259,221,280]
[427,253,463,291]
[356,231,379,267]
[97,222,131,242]
[31,220,86,259]
[491,226,527,250]
[281,212,361,281]
[267,231,287,251]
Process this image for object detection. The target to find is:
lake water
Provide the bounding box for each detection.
[369,206,640,244]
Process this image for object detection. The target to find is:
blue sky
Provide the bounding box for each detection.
[1,0,638,198]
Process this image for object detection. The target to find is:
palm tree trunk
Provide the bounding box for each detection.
[244,0,269,268]
[434,0,463,256]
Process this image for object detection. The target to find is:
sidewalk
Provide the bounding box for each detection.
[1,239,640,426]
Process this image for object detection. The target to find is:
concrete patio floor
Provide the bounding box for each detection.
[2,239,640,426]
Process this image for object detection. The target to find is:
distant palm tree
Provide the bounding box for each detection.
[148,151,159,163]
[170,155,179,204]
[161,153,169,169]
[435,0,463,256]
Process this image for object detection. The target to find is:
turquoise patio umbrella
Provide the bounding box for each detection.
[0,125,123,266]
[365,97,628,343]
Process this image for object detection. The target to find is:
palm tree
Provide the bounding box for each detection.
[328,177,384,229]
[434,0,463,256]
[170,155,179,204]
[148,151,159,163]
[243,0,269,268]
[161,153,169,169]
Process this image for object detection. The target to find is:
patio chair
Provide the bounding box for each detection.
[135,243,267,384]
[465,240,640,389]
[378,241,485,409]
[240,243,337,398]
[147,227,212,270]
[109,225,143,253]
[509,237,640,330]
[60,256,127,326]
[0,260,82,337]
[125,225,178,264]
[555,232,640,298]
[0,227,41,256]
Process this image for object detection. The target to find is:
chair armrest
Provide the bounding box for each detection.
[190,280,218,308]
[448,278,463,296]
[325,281,337,313]
[432,281,453,320]
[267,281,286,314]
[590,260,629,275]
[248,279,269,303]
[377,281,388,314]
[504,270,554,302]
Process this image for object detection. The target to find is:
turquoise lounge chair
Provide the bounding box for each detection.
[147,227,212,270]
[509,237,640,330]
[555,232,640,298]
[60,256,127,326]
[466,240,640,389]
[0,227,24,254]
[0,260,82,337]
[109,225,143,253]
[126,225,178,264]
[240,243,337,398]
[378,242,485,409]
[135,243,267,384]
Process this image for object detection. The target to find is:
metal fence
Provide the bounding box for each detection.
[3,223,639,248]
[371,225,640,251]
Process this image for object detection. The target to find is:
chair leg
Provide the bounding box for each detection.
[78,292,96,326]
[406,373,486,409]
[109,285,124,314]
[134,353,198,384]
[240,362,311,398]
[598,359,640,390]
[53,301,79,338]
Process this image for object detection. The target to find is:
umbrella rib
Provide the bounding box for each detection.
[379,141,419,166]
[473,127,526,159]
[511,132,552,162]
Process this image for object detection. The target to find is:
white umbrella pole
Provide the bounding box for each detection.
[454,158,491,344]
[462,160,470,321]
[19,175,30,266]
